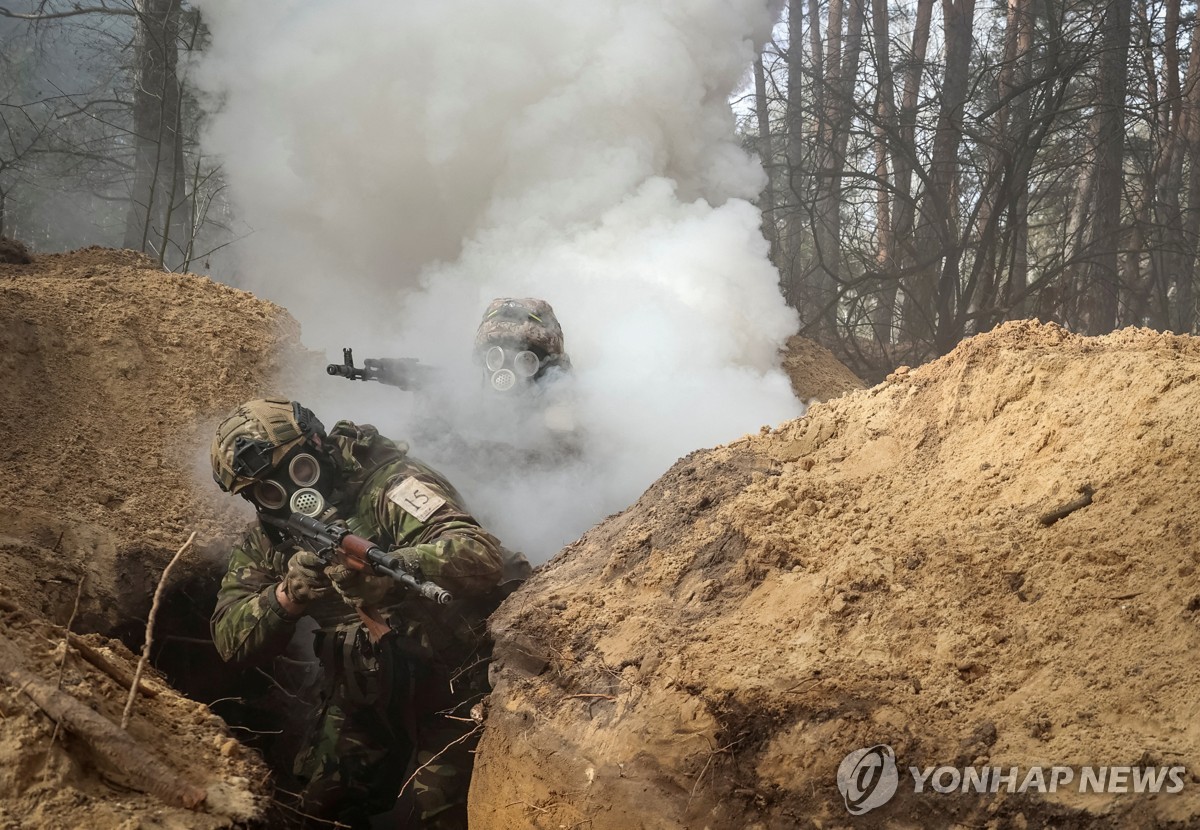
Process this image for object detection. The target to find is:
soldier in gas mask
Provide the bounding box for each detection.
[209,398,528,829]
[473,297,572,394]
[466,297,579,460]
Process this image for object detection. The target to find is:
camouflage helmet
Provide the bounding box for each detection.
[474,298,570,371]
[210,398,326,494]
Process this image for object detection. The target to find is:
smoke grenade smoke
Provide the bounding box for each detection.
[192,0,801,559]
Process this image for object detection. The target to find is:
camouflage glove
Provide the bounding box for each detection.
[327,563,393,609]
[282,550,333,605]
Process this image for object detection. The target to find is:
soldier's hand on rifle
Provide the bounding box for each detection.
[281,550,334,606]
[327,563,392,609]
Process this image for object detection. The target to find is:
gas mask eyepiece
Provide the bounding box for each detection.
[485,346,506,372]
[251,479,287,510]
[513,350,540,378]
[288,453,322,487]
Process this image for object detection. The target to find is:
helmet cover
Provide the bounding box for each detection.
[474,298,567,360]
[210,398,325,493]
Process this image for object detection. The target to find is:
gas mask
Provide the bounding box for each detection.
[231,437,337,519]
[481,345,542,392]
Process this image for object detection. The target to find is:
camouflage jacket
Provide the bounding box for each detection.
[210,421,512,670]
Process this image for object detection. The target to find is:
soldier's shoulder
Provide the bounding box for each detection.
[368,450,444,486]
[330,419,408,450]
[360,455,472,525]
[329,420,411,474]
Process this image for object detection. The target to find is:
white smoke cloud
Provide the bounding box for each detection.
[192,0,801,560]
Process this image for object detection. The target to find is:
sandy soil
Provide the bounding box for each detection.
[0,247,317,827]
[781,333,866,403]
[0,246,311,633]
[0,596,266,828]
[473,320,1200,829]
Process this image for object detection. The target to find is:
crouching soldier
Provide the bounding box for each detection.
[208,398,529,828]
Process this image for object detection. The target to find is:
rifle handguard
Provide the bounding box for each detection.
[339,534,375,568]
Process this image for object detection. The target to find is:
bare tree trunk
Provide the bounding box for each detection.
[1001,0,1034,320]
[809,0,866,338]
[1181,13,1200,332]
[872,116,894,344]
[1185,156,1200,330]
[122,0,183,260]
[905,0,975,352]
[123,0,158,249]
[782,0,809,308]
[159,78,189,268]
[875,0,933,343]
[785,0,822,317]
[869,0,897,345]
[1079,0,1131,334]
[1124,0,1168,327]
[1062,114,1098,331]
[1145,0,1188,330]
[806,0,844,336]
[753,55,781,265]
[970,0,1023,321]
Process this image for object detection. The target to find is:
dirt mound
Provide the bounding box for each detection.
[0,247,315,826]
[473,320,1200,829]
[781,333,865,403]
[0,246,309,632]
[0,236,33,264]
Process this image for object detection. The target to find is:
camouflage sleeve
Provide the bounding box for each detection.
[210,522,297,664]
[365,466,504,598]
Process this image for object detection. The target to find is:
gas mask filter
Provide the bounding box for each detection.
[483,345,541,392]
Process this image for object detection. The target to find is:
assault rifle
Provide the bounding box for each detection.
[260,512,452,605]
[326,347,434,391]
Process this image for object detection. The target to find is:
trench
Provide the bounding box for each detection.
[141,566,431,826]
[113,563,318,792]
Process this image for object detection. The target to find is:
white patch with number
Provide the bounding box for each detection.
[387,476,446,522]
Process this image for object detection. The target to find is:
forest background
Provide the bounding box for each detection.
[0,0,1190,380]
